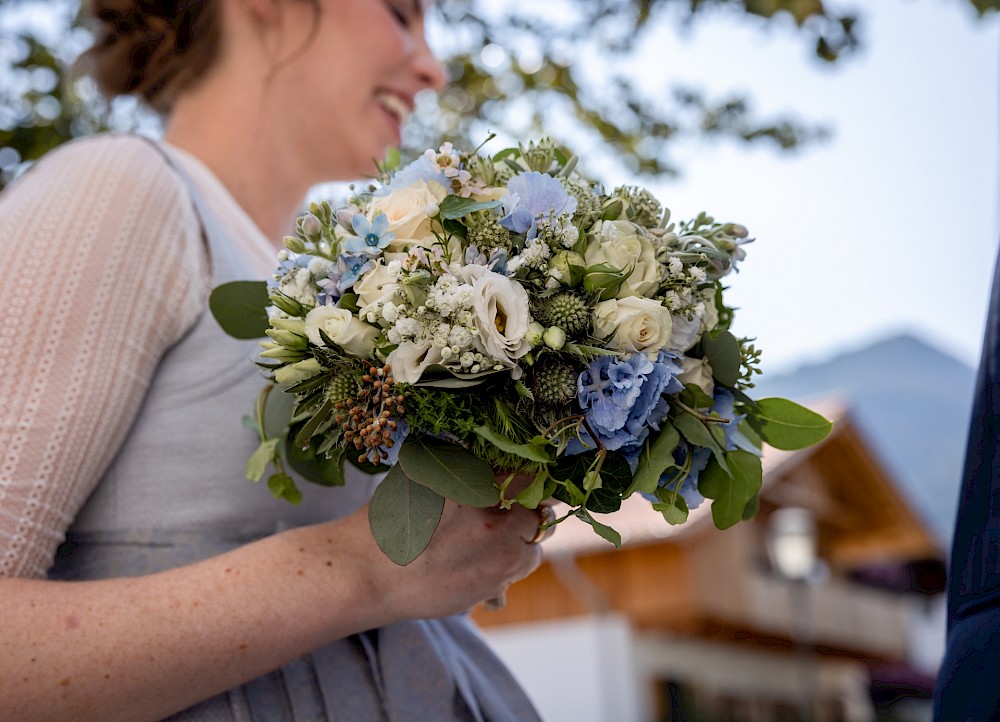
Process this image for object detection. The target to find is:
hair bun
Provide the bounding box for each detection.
[81,1,219,113]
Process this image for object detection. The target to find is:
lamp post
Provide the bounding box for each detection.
[768,507,819,722]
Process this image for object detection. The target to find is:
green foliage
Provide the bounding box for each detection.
[698,449,763,529]
[746,397,834,450]
[209,281,270,339]
[438,195,503,219]
[701,330,742,388]
[627,422,680,496]
[397,435,500,507]
[368,463,446,565]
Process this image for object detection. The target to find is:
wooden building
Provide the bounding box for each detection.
[474,405,945,722]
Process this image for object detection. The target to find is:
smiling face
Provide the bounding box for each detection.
[266,0,446,182]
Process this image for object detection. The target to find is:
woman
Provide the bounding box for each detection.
[0,1,546,720]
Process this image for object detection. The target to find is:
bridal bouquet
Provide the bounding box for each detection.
[211,138,832,564]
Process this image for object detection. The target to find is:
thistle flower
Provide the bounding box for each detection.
[532,291,591,336]
[529,355,580,407]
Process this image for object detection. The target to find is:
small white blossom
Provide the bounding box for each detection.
[689,267,707,283]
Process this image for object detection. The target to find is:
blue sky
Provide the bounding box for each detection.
[568,1,1000,373]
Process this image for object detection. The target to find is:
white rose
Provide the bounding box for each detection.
[369,180,447,251]
[460,265,531,366]
[679,356,715,398]
[354,260,401,310]
[584,220,659,298]
[304,306,379,358]
[593,296,673,356]
[386,340,445,384]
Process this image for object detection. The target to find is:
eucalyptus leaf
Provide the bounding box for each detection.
[702,330,741,388]
[674,411,730,475]
[397,435,500,507]
[748,398,834,450]
[698,450,763,530]
[627,423,680,496]
[263,385,296,441]
[474,425,553,464]
[438,195,503,220]
[209,281,270,339]
[368,464,445,565]
[576,509,622,548]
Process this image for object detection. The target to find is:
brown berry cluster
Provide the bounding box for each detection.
[334,363,407,465]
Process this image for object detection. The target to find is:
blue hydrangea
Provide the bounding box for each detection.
[499,172,578,239]
[570,351,684,454]
[268,251,312,291]
[383,419,409,466]
[341,213,395,257]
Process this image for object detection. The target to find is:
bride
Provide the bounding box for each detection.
[0,1,546,720]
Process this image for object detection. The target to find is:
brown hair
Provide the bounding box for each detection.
[79,0,221,114]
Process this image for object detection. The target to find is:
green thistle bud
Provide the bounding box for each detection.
[562,179,602,229]
[614,185,663,228]
[325,370,361,405]
[529,356,580,407]
[533,292,591,336]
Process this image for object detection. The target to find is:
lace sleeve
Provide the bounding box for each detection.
[0,135,209,578]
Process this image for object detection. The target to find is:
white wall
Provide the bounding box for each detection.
[482,614,648,722]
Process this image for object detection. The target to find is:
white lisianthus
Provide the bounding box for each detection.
[699,288,720,334]
[593,296,673,356]
[460,265,532,367]
[669,312,702,353]
[354,260,401,310]
[679,356,715,398]
[584,220,659,298]
[386,340,445,384]
[369,180,447,251]
[304,306,379,358]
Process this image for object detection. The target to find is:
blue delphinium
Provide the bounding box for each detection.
[571,350,684,454]
[342,213,395,257]
[499,172,578,239]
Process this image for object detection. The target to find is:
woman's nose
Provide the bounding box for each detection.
[412,31,448,92]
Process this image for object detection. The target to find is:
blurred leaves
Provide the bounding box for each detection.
[1,0,997,189]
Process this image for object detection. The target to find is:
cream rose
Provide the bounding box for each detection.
[354,260,401,310]
[386,340,445,384]
[679,356,715,398]
[584,220,659,298]
[304,306,379,358]
[460,265,531,366]
[593,296,673,356]
[369,180,447,251]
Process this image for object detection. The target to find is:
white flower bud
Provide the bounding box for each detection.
[543,326,567,351]
[526,321,545,347]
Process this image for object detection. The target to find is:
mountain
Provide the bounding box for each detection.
[753,333,978,546]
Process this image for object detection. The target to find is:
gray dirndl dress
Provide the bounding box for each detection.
[48,140,543,722]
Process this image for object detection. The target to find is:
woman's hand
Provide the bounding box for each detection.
[351,499,545,621]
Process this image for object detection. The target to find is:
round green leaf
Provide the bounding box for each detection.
[397,435,500,507]
[209,281,270,339]
[368,464,445,566]
[748,398,834,450]
[702,330,741,388]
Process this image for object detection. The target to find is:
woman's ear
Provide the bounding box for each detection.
[241,0,285,26]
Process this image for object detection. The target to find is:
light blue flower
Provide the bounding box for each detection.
[499,172,578,239]
[335,254,373,294]
[376,155,449,196]
[341,213,395,257]
[570,351,684,454]
[268,251,313,291]
[383,419,409,466]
